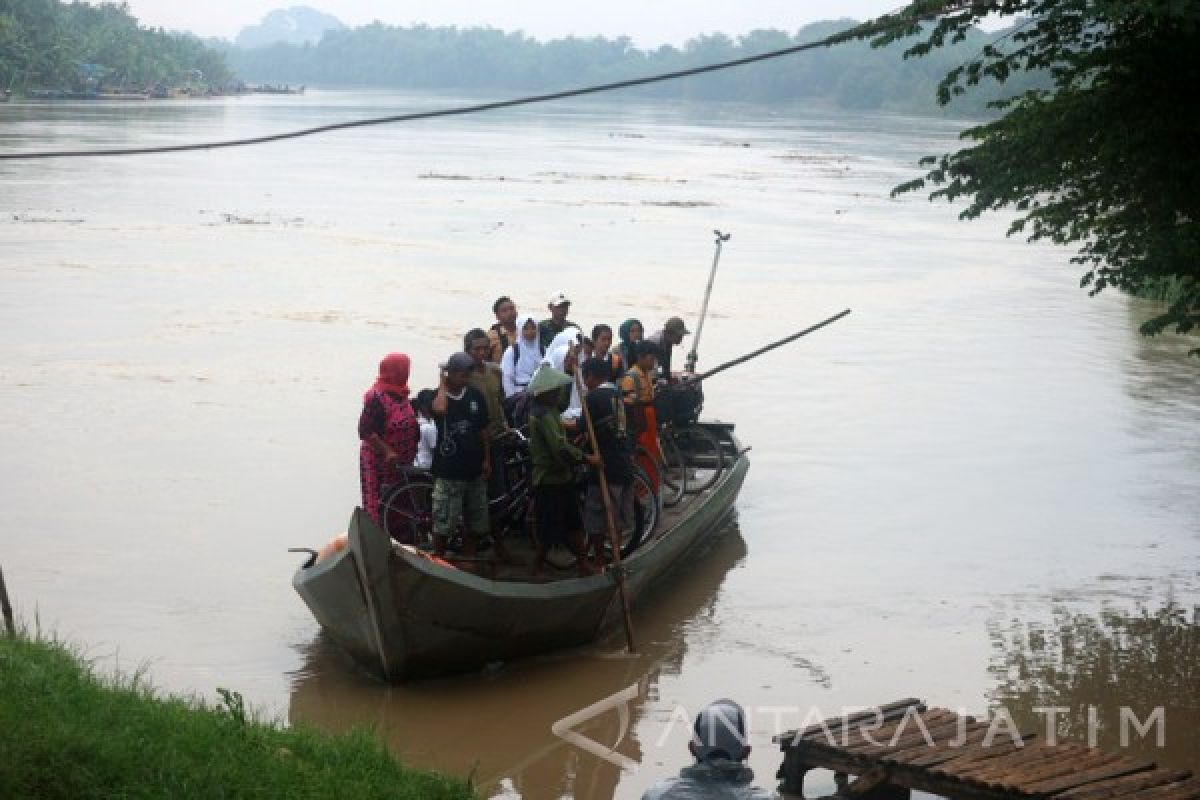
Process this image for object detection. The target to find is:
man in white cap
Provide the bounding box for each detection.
[539,290,578,349]
[642,699,775,799]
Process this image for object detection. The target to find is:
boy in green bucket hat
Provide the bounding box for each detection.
[527,365,601,576]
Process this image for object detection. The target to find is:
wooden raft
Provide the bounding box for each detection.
[774,698,1196,800]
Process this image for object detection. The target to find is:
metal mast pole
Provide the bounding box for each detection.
[685,229,730,375]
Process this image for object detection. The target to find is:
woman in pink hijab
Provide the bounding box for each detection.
[358,353,419,526]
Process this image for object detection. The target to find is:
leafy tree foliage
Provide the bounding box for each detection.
[223,19,1032,114]
[0,0,234,90]
[876,1,1200,343]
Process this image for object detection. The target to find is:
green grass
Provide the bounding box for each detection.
[0,633,476,800]
[1133,275,1195,306]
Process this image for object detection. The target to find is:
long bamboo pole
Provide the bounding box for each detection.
[690,309,851,383]
[574,371,637,654]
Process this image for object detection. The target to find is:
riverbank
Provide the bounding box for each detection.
[0,632,474,799]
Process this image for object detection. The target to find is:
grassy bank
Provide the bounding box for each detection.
[0,633,475,799]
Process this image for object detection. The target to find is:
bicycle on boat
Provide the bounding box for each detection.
[377,427,660,562]
[635,380,726,507]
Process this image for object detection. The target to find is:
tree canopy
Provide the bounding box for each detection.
[0,0,234,91]
[223,19,1033,114]
[876,1,1200,346]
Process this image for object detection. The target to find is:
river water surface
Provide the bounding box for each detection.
[1,91,1197,798]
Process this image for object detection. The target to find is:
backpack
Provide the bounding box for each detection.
[656,382,705,427]
[595,383,629,446]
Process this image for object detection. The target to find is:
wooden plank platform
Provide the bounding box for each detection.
[774,698,1193,800]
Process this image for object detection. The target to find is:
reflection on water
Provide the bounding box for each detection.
[288,523,748,799]
[988,599,1199,772]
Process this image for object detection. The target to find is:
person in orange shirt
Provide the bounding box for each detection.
[619,341,662,492]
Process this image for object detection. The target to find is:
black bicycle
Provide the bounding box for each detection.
[379,428,659,560]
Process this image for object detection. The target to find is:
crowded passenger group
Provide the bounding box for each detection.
[357,291,694,575]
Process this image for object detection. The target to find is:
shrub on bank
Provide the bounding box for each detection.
[0,633,474,800]
[1134,275,1196,307]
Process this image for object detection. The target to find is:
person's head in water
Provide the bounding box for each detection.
[463,328,490,367]
[592,324,613,357]
[635,341,659,373]
[581,357,611,391]
[412,388,436,420]
[689,699,751,764]
[443,352,474,392]
[493,296,517,328]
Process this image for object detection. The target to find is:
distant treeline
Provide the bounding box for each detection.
[0,0,234,91]
[225,19,1035,112]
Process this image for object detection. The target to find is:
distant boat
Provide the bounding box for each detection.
[26,88,148,100]
[249,84,305,95]
[27,88,76,99]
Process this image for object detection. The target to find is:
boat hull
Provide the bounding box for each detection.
[293,423,749,681]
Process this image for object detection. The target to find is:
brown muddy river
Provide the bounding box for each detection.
[1,91,1197,798]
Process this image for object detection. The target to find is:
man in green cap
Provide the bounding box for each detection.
[646,316,691,380]
[527,364,601,576]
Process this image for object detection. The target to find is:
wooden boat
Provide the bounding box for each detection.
[96,91,149,101]
[249,84,305,95]
[292,421,749,681]
[24,88,146,100]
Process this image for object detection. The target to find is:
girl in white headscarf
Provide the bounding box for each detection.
[501,315,544,398]
[544,327,582,358]
[544,335,583,421]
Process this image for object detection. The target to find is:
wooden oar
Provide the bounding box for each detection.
[688,309,851,383]
[574,371,637,654]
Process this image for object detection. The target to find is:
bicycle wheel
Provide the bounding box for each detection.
[656,434,689,507]
[380,480,435,547]
[670,426,724,493]
[635,443,685,508]
[625,465,659,557]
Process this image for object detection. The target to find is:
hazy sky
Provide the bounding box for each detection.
[124,1,906,45]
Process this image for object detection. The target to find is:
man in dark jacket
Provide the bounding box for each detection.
[641,699,775,799]
[580,357,635,570]
[431,352,491,559]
